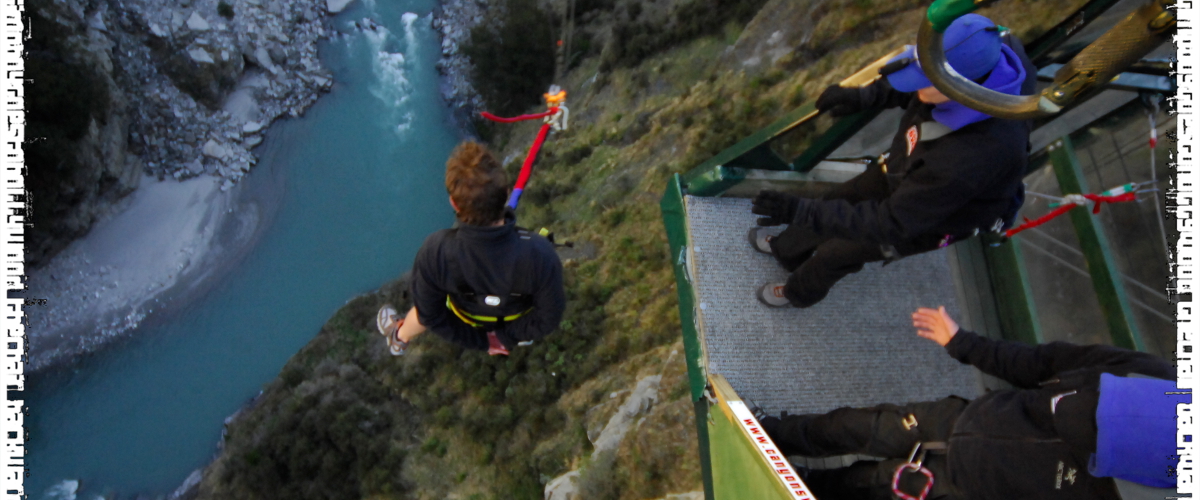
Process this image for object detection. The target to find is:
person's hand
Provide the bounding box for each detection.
[815,84,863,117]
[912,306,959,346]
[752,190,801,226]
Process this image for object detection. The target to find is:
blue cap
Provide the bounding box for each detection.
[885,14,1002,92]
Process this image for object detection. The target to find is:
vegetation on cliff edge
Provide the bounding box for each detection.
[191,0,1090,498]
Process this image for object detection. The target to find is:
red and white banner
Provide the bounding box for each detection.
[727,401,816,499]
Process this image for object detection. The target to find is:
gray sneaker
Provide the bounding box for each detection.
[376,304,408,356]
[747,227,778,255]
[757,282,791,308]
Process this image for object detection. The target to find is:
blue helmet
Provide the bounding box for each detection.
[885,14,1003,92]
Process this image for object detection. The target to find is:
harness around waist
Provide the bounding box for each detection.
[446,296,532,328]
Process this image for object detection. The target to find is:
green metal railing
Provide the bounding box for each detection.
[659,14,1169,497]
[980,236,1043,345]
[666,56,1167,350]
[1045,136,1147,350]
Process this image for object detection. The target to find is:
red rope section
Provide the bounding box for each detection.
[481,107,560,123]
[482,107,562,208]
[1004,192,1137,238]
[516,123,552,192]
[1004,204,1076,238]
[1083,192,1137,213]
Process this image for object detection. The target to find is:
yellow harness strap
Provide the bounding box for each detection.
[446,297,531,328]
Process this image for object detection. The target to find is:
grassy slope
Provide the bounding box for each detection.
[190,0,1087,498]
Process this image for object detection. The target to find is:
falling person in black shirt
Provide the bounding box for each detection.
[377,141,565,356]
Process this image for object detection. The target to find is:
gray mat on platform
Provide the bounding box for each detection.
[685,196,980,416]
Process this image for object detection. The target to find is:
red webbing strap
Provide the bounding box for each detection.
[481,107,560,123]
[481,107,562,209]
[1004,204,1077,238]
[515,123,552,192]
[1004,192,1137,238]
[1083,192,1137,213]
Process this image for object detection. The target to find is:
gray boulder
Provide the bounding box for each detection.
[159,38,245,108]
[326,0,355,13]
[187,11,211,31]
[268,46,286,65]
[188,47,214,63]
[201,139,228,159]
[253,46,280,73]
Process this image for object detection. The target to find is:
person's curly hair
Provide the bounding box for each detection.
[445,141,508,225]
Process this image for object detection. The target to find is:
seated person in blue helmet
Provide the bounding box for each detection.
[758,306,1185,500]
[749,14,1035,308]
[376,141,565,356]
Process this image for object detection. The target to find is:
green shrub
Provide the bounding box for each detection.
[601,0,769,70]
[569,32,594,69]
[575,0,614,15]
[462,0,556,115]
[577,449,621,500]
[626,2,642,19]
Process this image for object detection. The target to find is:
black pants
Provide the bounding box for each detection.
[763,397,970,500]
[768,163,945,307]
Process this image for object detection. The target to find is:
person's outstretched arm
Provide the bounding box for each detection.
[816,78,913,116]
[912,307,1172,388]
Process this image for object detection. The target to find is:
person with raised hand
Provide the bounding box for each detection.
[757,306,1182,499]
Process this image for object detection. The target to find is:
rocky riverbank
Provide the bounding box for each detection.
[431,0,485,131]
[25,0,335,266]
[40,0,486,198]
[23,0,494,370]
[24,0,348,367]
[105,0,333,186]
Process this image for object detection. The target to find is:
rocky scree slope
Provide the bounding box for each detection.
[25,0,333,266]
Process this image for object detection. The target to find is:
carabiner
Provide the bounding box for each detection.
[892,462,935,500]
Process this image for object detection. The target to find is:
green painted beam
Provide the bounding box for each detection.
[950,238,1007,339]
[694,398,716,500]
[980,235,1042,344]
[682,165,748,198]
[726,144,790,171]
[790,109,882,173]
[1046,136,1146,351]
[678,71,891,195]
[660,174,710,399]
[680,107,880,197]
[682,103,820,184]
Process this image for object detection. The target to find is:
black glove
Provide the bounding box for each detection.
[752,190,801,226]
[815,84,863,117]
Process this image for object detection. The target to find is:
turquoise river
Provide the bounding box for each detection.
[26,0,460,496]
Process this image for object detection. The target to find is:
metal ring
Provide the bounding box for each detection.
[916,16,1060,120]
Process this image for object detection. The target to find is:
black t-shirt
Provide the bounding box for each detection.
[410,213,565,350]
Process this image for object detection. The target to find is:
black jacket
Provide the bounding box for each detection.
[794,35,1036,246]
[410,213,565,350]
[943,331,1174,500]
